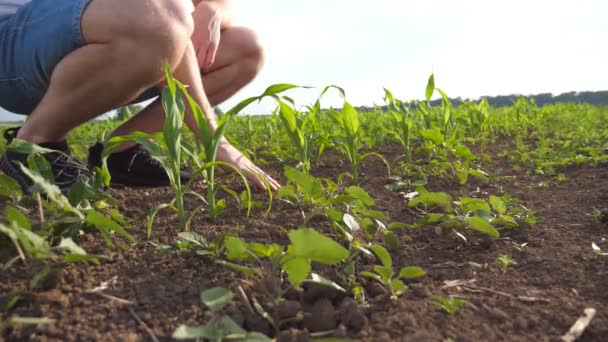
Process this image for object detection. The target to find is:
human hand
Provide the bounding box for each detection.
[216,141,281,191]
[191,2,222,69]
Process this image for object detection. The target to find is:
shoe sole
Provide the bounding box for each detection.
[0,154,32,194]
[107,172,171,187]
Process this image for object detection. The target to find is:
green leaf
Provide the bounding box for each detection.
[399,266,426,279]
[248,243,282,258]
[58,238,86,255]
[392,278,407,296]
[0,174,21,197]
[201,287,233,311]
[86,211,134,244]
[261,83,299,97]
[369,244,392,268]
[490,195,507,214]
[6,139,56,155]
[342,213,360,232]
[420,129,444,145]
[177,232,208,248]
[466,216,500,238]
[305,273,346,292]
[345,186,375,206]
[408,187,452,208]
[172,325,215,340]
[492,215,518,228]
[425,74,435,101]
[460,197,491,214]
[5,206,31,230]
[361,271,382,282]
[224,236,250,261]
[288,228,349,265]
[283,257,311,286]
[373,265,394,281]
[388,222,410,230]
[453,144,476,160]
[342,101,360,137]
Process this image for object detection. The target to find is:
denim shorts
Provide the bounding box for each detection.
[0,0,159,115]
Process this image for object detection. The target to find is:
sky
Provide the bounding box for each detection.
[1,0,607,120]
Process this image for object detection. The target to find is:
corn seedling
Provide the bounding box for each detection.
[329,102,390,183]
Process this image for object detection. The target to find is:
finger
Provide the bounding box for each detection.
[249,164,281,189]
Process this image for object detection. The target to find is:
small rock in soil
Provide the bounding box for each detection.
[244,311,273,337]
[367,282,388,298]
[276,329,309,342]
[338,298,368,332]
[302,282,344,303]
[488,307,509,322]
[375,331,393,342]
[409,284,432,298]
[276,299,302,321]
[303,298,337,332]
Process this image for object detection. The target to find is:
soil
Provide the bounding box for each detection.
[2,139,608,341]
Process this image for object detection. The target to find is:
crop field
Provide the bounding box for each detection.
[1,75,608,341]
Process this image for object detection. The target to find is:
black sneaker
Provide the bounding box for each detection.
[0,127,91,194]
[88,142,192,187]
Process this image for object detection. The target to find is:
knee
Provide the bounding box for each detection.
[234,27,265,78]
[124,0,195,79]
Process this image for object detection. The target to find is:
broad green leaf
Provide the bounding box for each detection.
[172,325,215,339]
[86,211,134,243]
[369,244,392,268]
[345,186,375,206]
[420,129,444,145]
[392,278,407,296]
[373,265,394,281]
[177,232,208,248]
[5,206,31,230]
[388,222,410,230]
[342,213,360,232]
[305,273,346,292]
[342,102,360,137]
[6,139,56,155]
[58,238,86,255]
[282,257,311,286]
[490,195,507,214]
[224,236,250,261]
[248,243,282,258]
[0,174,20,197]
[466,216,500,238]
[460,198,491,214]
[408,187,452,208]
[453,144,476,160]
[288,228,349,265]
[201,287,233,311]
[399,266,426,279]
[284,167,323,199]
[492,215,518,228]
[425,74,435,101]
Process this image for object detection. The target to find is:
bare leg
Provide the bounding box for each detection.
[16,0,194,144]
[108,26,264,140]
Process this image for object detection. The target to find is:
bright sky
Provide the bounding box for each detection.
[1,0,606,120]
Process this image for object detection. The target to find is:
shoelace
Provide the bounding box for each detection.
[47,152,92,185]
[127,146,163,171]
